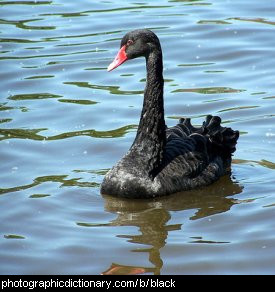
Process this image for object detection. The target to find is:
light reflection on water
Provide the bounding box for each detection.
[0,0,275,275]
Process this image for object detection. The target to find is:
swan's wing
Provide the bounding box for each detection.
[164,115,239,177]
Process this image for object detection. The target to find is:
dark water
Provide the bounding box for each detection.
[1,0,275,275]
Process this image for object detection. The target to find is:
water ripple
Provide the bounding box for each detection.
[1,0,275,275]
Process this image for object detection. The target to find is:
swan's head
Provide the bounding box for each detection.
[107,29,161,72]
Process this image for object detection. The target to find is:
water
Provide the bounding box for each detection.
[0,0,275,275]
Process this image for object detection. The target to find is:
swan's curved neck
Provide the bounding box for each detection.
[131,48,166,176]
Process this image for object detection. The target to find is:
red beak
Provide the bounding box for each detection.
[107,45,128,72]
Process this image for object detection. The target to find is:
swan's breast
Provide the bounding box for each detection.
[101,166,162,198]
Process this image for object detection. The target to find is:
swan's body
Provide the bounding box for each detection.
[101,29,239,198]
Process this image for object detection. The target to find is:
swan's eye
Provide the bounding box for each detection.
[127,40,134,46]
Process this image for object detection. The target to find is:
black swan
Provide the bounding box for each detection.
[101,29,239,198]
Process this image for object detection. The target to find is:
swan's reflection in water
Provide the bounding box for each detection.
[101,175,243,275]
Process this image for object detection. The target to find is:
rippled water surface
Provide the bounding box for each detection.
[1,0,275,275]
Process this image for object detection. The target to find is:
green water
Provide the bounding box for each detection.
[0,0,275,274]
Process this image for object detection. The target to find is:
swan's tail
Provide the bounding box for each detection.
[201,115,239,157]
[170,115,239,159]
